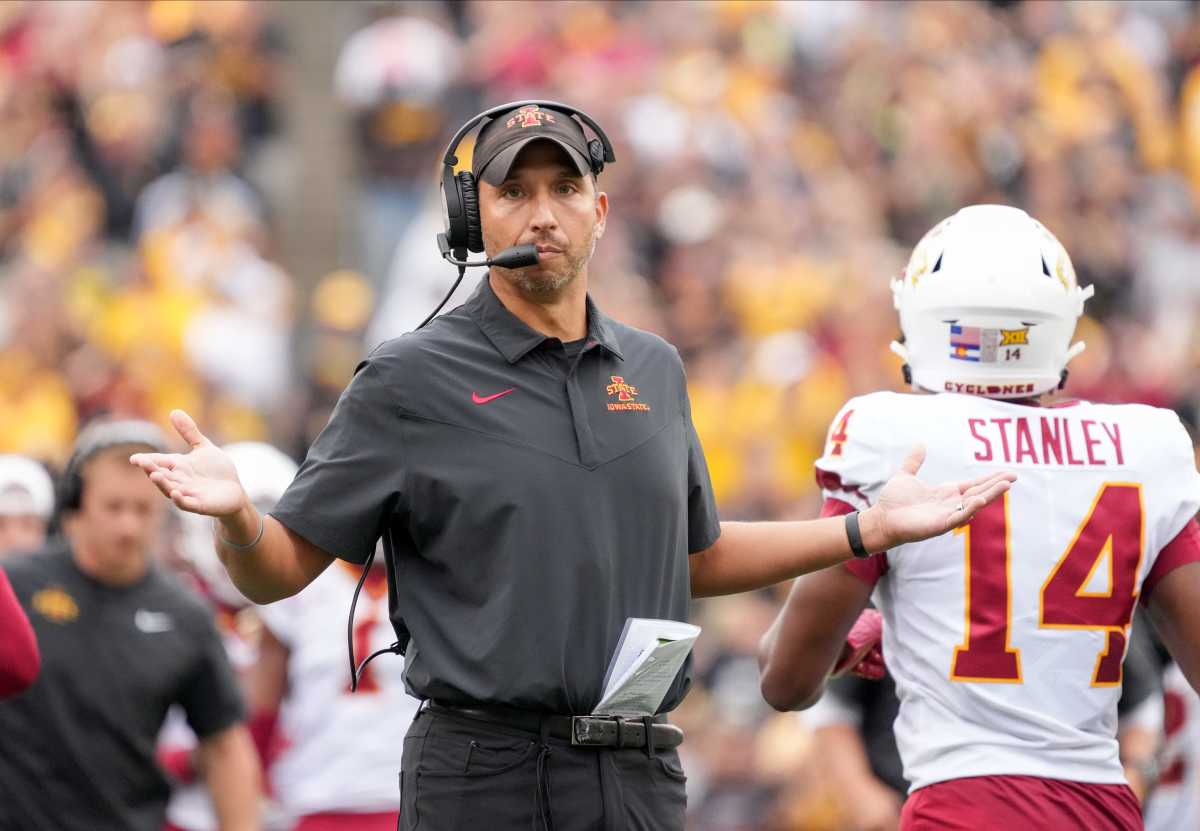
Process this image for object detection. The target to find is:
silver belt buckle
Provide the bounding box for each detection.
[570,716,607,746]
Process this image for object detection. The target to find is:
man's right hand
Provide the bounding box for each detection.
[129,409,247,517]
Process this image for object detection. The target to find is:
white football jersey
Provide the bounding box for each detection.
[1145,662,1200,831]
[258,562,419,818]
[816,391,1200,792]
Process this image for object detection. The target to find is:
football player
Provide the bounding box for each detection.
[1144,660,1200,830]
[759,205,1200,830]
[161,441,300,831]
[249,539,419,831]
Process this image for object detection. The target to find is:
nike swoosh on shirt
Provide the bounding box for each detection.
[134,609,174,633]
[472,388,516,405]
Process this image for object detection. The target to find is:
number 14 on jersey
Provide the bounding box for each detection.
[951,483,1144,687]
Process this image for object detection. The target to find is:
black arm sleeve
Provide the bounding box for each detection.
[1118,622,1161,719]
[271,356,405,564]
[684,386,721,553]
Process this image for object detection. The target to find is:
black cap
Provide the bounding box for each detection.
[472,104,593,186]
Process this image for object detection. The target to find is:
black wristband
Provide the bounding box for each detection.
[844,511,871,559]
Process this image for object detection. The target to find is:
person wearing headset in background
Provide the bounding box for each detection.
[0,420,261,831]
[130,101,1012,831]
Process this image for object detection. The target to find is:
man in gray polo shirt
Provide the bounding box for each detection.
[132,102,1012,831]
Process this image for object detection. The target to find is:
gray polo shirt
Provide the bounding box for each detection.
[272,276,720,714]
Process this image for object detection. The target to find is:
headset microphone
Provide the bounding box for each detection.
[419,236,541,331]
[435,234,539,270]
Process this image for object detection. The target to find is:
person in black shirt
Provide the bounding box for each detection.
[130,102,1013,830]
[0,420,259,831]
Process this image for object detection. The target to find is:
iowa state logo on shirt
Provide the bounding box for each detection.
[32,586,79,623]
[606,376,650,412]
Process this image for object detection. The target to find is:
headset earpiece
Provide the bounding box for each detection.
[587,139,605,175]
[441,166,483,254]
[57,462,83,513]
[457,171,483,253]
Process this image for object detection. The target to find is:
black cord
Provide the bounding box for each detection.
[346,547,375,692]
[346,264,467,689]
[418,264,467,330]
[346,546,404,692]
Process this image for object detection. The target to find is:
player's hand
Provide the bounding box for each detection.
[831,609,886,680]
[129,410,246,517]
[862,446,1015,552]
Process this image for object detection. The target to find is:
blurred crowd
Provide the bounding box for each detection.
[1,1,1199,829]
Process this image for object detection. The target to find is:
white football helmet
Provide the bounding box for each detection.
[890,205,1094,399]
[177,441,299,608]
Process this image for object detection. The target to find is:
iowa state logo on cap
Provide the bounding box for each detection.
[506,105,556,129]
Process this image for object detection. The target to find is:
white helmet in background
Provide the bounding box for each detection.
[178,441,298,607]
[890,205,1094,400]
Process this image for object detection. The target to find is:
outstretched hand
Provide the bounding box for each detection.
[129,410,245,517]
[864,446,1015,552]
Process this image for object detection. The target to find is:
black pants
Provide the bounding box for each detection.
[399,707,687,831]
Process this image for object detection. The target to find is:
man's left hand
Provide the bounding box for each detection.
[860,446,1015,553]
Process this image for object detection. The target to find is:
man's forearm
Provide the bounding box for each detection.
[691,513,884,598]
[198,725,261,831]
[214,506,332,604]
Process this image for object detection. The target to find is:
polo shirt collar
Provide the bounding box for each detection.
[467,275,624,363]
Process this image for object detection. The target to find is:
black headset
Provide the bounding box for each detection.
[439,99,616,257]
[57,420,168,513]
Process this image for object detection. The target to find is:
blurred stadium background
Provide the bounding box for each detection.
[0,0,1198,827]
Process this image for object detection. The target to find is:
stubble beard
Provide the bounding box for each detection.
[501,227,595,299]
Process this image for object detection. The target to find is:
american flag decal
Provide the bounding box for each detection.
[949,324,1024,362]
[950,325,983,362]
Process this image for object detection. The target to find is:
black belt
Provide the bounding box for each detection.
[427,701,684,751]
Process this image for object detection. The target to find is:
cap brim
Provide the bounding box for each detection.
[477,136,591,187]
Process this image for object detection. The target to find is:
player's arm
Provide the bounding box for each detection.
[690,447,1013,598]
[1145,564,1200,696]
[0,568,39,698]
[195,723,261,831]
[246,623,289,768]
[1143,514,1200,689]
[759,562,874,710]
